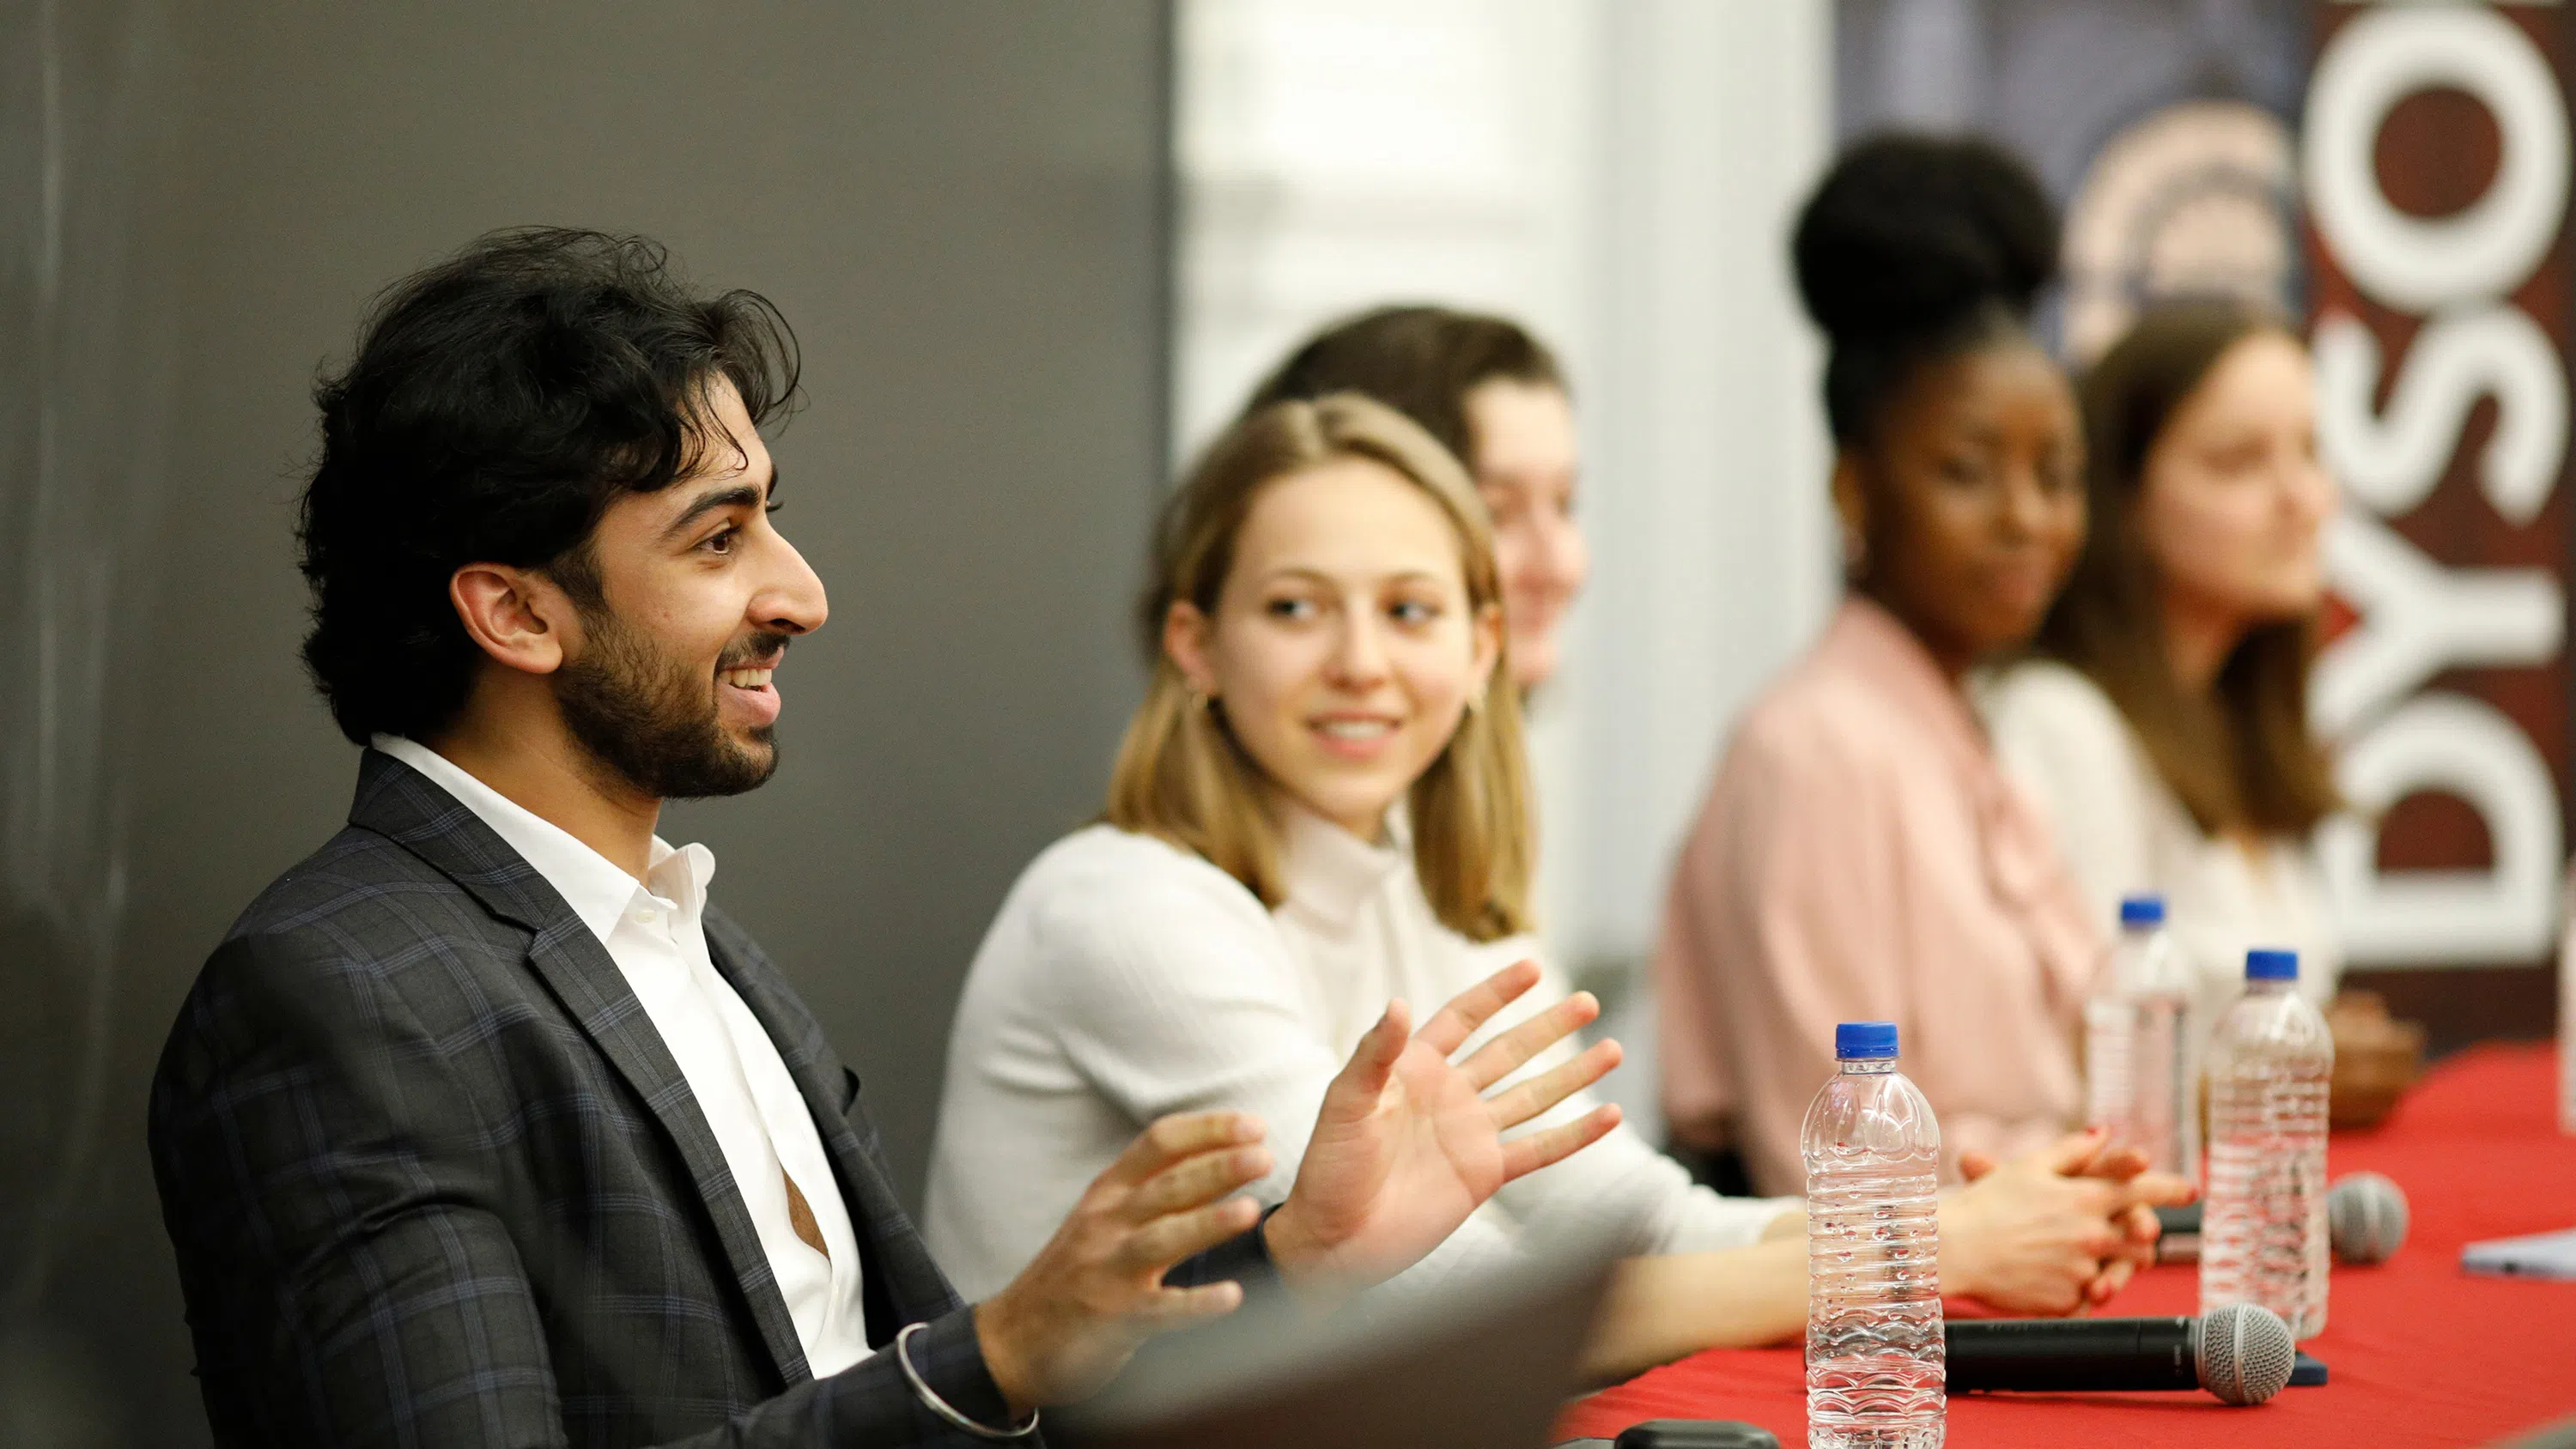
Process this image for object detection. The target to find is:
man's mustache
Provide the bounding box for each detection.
[716,633,794,672]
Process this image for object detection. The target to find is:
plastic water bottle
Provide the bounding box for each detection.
[2200,948,2333,1339]
[2082,894,2196,1183]
[1804,1022,1943,1449]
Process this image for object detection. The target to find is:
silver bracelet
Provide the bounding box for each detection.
[893,1320,1041,1441]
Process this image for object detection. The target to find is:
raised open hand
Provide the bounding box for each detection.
[1946,1129,2196,1313]
[975,1110,1276,1415]
[1261,958,1623,1289]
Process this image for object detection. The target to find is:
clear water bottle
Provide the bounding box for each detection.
[2082,894,2197,1183]
[2200,948,2333,1339]
[1805,1022,1943,1449]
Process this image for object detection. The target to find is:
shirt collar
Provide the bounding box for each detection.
[1811,607,2093,985]
[1276,799,1409,934]
[371,735,714,946]
[1819,594,1991,772]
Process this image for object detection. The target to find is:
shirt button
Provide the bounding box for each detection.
[635,907,659,924]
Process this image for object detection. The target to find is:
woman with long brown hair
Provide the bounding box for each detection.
[1983,302,2342,1027]
[926,388,2185,1383]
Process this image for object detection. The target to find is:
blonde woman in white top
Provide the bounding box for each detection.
[1984,304,2343,1029]
[927,394,2183,1382]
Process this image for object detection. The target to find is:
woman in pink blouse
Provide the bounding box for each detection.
[1656,134,2102,1197]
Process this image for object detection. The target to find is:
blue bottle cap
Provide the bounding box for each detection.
[1834,1021,1899,1060]
[2118,894,2166,927]
[2245,948,2300,981]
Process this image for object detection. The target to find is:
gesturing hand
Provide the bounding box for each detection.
[975,1111,1276,1416]
[1944,1129,2196,1313]
[1261,958,1624,1290]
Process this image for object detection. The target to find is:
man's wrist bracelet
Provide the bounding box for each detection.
[894,1320,1041,1441]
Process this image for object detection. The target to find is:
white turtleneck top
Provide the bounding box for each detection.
[921,812,1795,1302]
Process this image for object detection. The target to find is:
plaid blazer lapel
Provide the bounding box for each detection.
[345,749,815,1385]
[701,911,969,1342]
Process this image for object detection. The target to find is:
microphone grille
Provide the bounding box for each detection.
[2330,1172,2409,1264]
[2195,1302,2295,1406]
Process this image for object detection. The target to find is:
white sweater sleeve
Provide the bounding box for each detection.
[1031,860,1336,1204]
[1028,847,1532,1290]
[1983,663,2154,934]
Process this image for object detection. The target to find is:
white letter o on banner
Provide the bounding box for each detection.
[2306,7,2569,311]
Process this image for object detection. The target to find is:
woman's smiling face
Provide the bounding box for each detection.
[1163,455,1499,840]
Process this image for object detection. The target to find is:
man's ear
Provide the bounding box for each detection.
[450,563,580,676]
[1162,599,1218,697]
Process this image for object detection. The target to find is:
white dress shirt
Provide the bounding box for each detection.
[920,808,1796,1303]
[1978,662,2343,1034]
[374,737,872,1375]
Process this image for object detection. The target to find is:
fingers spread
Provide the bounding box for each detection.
[1131,1279,1245,1331]
[1117,1194,1265,1277]
[1481,1038,1620,1130]
[1326,999,1413,1110]
[1103,1112,1266,1189]
[1458,992,1601,1091]
[1498,1102,1622,1183]
[1415,959,1542,1058]
[1125,1145,1275,1223]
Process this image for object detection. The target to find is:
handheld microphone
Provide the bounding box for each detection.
[2153,1172,2409,1265]
[2327,1170,2409,1262]
[1945,1303,2296,1405]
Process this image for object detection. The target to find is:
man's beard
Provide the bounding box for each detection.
[556,608,787,801]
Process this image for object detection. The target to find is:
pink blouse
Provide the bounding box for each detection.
[1654,597,2101,1196]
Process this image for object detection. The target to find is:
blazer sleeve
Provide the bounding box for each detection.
[148,931,1036,1449]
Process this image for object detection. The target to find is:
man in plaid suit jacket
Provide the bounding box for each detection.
[148,230,1624,1448]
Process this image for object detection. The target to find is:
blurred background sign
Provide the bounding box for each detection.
[1832,0,2570,1049]
[2301,3,2570,1049]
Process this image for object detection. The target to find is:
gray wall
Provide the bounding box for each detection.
[0,4,1173,1444]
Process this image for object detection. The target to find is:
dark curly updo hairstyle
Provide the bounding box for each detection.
[1239,305,1566,468]
[1792,132,2060,449]
[297,227,799,746]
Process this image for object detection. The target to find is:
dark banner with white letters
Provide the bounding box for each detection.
[2305,2,2568,1034]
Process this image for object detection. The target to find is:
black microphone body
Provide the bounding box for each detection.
[1947,1317,2200,1393]
[1944,1304,2296,1405]
[2154,1203,2202,1264]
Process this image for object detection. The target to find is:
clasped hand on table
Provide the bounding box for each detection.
[1946,1129,2196,1313]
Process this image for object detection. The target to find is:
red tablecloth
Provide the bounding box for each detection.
[1559,1044,2576,1447]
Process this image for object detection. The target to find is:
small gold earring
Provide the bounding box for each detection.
[1189,689,1214,712]
[1465,689,1486,717]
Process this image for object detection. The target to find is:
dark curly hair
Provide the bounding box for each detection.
[1791,132,2060,448]
[1238,305,1565,468]
[296,227,799,745]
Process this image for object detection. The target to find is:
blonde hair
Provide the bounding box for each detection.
[1106,393,1534,941]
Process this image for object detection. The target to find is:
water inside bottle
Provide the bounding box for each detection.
[1805,1049,1944,1449]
